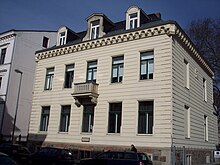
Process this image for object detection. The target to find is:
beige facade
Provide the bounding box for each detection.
[28,7,218,165]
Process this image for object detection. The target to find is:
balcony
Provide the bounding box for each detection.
[71,82,99,107]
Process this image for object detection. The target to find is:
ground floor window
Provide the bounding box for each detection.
[138,101,153,134]
[108,102,122,133]
[82,105,94,133]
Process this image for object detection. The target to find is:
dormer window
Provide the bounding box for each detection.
[90,20,100,39]
[129,13,138,29]
[126,6,143,30]
[59,32,66,45]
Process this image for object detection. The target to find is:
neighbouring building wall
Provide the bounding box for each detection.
[29,34,173,163]
[171,37,218,164]
[1,31,56,142]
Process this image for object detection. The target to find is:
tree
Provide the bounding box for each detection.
[186,18,220,85]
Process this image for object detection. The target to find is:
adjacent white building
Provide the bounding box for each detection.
[0,30,57,142]
[28,6,218,165]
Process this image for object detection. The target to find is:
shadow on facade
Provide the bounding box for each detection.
[0,97,20,143]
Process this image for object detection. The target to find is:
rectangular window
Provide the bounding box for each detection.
[184,105,190,138]
[108,103,122,133]
[129,13,138,29]
[42,36,49,48]
[64,64,74,88]
[59,32,66,45]
[90,20,100,39]
[204,115,208,141]
[140,51,154,80]
[112,56,124,83]
[138,101,153,134]
[203,78,207,101]
[40,106,50,131]
[0,48,6,65]
[87,60,97,83]
[59,105,71,132]
[184,59,189,89]
[82,105,94,133]
[44,67,54,90]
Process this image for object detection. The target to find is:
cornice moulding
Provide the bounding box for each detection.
[35,23,213,76]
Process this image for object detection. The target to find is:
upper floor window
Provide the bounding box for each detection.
[0,48,6,65]
[59,105,71,132]
[64,64,74,88]
[129,13,138,29]
[40,106,50,131]
[87,60,97,83]
[45,67,54,90]
[140,51,154,80]
[90,20,100,39]
[203,78,207,102]
[42,36,49,48]
[138,101,153,134]
[112,56,124,83]
[108,102,122,134]
[184,59,189,89]
[59,32,66,45]
[82,105,94,133]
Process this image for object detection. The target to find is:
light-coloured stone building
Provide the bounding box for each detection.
[28,6,218,165]
[0,30,57,143]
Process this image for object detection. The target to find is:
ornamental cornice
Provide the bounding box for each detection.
[35,23,213,76]
[0,34,16,42]
[175,28,214,76]
[35,24,174,61]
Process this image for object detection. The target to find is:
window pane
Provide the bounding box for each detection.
[87,61,97,82]
[82,105,94,133]
[108,103,122,133]
[112,56,124,83]
[60,105,70,132]
[138,101,153,134]
[40,107,50,131]
[140,51,154,80]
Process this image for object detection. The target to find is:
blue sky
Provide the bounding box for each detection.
[0,0,220,33]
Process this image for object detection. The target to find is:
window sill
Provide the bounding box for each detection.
[81,132,92,135]
[107,133,120,136]
[110,82,123,85]
[139,79,153,82]
[136,133,153,136]
[58,132,69,134]
[38,131,47,134]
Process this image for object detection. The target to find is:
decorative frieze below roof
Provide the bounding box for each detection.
[0,34,16,41]
[35,23,214,77]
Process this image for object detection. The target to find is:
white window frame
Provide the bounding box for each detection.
[204,115,208,141]
[59,105,71,132]
[184,105,190,138]
[203,78,207,102]
[140,51,154,80]
[129,13,138,29]
[90,20,100,39]
[45,67,54,90]
[59,32,66,45]
[184,59,189,89]
[40,106,50,132]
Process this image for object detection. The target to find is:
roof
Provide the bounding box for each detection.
[0,29,56,36]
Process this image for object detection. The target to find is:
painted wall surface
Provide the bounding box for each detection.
[171,37,218,149]
[30,34,173,148]
[0,31,57,141]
